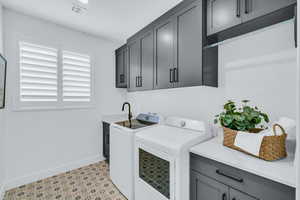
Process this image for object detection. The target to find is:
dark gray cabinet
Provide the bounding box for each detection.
[154,18,175,89]
[128,40,140,91]
[230,188,257,200]
[190,154,295,200]
[140,31,154,90]
[203,46,218,87]
[191,171,257,200]
[207,0,242,36]
[115,45,127,88]
[102,122,110,161]
[126,0,218,92]
[243,0,296,22]
[128,30,154,91]
[175,0,203,88]
[155,0,204,89]
[191,170,228,200]
[207,0,297,36]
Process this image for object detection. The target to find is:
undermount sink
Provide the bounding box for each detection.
[116,119,156,130]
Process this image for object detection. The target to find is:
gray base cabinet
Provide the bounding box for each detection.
[230,188,256,200]
[191,170,228,200]
[102,122,110,161]
[190,154,295,200]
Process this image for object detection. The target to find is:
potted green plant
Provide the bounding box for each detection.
[214,100,270,132]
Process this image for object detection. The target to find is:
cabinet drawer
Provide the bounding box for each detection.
[190,154,295,200]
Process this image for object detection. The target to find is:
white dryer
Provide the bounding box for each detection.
[134,117,211,200]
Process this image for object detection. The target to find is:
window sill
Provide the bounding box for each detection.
[12,105,95,112]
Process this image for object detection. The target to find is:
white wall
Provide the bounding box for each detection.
[3,9,126,189]
[0,2,6,197]
[128,21,297,133]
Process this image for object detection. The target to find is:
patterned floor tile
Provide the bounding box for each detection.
[4,161,127,200]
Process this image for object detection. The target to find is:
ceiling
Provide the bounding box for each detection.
[0,0,182,42]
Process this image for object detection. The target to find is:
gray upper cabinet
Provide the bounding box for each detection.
[126,0,218,92]
[115,45,127,88]
[230,188,257,200]
[154,18,175,89]
[128,30,154,91]
[191,170,229,200]
[243,0,296,22]
[207,0,297,36]
[207,0,242,36]
[128,40,140,91]
[174,0,203,88]
[140,31,154,90]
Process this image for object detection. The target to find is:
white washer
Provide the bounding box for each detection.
[134,117,211,200]
[110,113,161,200]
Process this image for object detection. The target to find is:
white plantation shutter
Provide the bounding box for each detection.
[62,51,91,102]
[19,42,58,102]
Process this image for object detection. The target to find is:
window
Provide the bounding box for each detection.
[19,42,58,102]
[63,51,91,102]
[18,42,92,110]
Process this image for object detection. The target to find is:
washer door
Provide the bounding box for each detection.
[135,142,175,200]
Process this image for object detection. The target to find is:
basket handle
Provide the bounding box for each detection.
[272,124,286,136]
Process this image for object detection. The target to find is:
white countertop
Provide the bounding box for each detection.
[190,136,296,188]
[102,114,128,124]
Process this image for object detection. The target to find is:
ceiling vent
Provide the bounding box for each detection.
[72,1,88,14]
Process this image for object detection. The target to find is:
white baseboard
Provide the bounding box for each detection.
[4,155,104,191]
[0,184,5,200]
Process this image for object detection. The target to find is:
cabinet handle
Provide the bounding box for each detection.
[245,0,250,14]
[170,68,174,83]
[236,0,241,17]
[120,74,124,83]
[173,68,179,82]
[195,178,199,199]
[216,169,244,183]
[139,76,143,87]
[222,193,227,200]
[136,76,138,87]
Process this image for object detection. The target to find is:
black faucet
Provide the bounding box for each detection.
[122,102,133,122]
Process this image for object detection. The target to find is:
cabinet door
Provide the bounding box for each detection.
[203,46,218,87]
[115,46,127,88]
[123,48,128,87]
[102,122,110,160]
[207,0,242,35]
[116,50,124,88]
[230,189,257,200]
[191,170,229,200]
[154,18,175,89]
[140,31,154,90]
[174,0,203,88]
[242,0,296,22]
[128,40,140,91]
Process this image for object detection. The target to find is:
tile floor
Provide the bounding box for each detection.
[4,161,127,200]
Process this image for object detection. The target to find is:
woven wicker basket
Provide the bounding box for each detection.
[223,124,287,161]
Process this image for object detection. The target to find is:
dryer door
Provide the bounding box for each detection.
[135,142,175,200]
